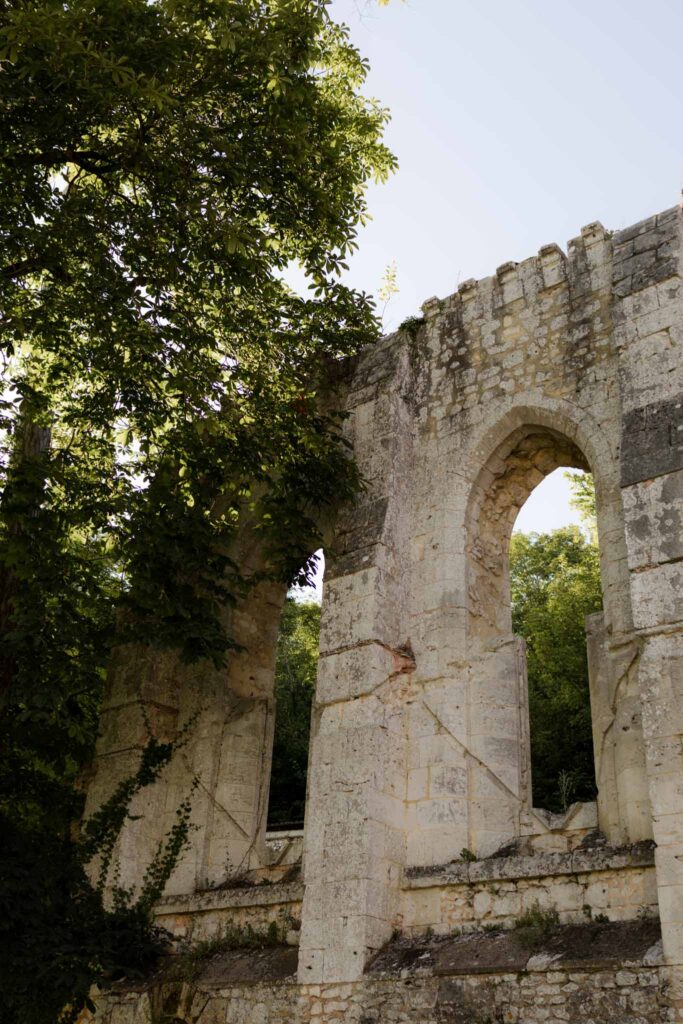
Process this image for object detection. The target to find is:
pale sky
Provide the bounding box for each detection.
[298,0,682,599]
[330,0,682,331]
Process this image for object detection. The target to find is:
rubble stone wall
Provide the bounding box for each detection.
[153,881,303,945]
[93,971,665,1024]
[92,919,666,1023]
[401,844,658,936]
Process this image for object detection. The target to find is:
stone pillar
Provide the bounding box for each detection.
[467,637,532,854]
[586,613,650,843]
[622,465,683,1011]
[298,340,414,983]
[614,205,683,1013]
[84,577,285,896]
[586,612,620,840]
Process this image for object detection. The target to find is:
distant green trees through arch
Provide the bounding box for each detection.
[510,522,601,811]
[267,473,602,827]
[267,599,321,830]
[511,470,601,811]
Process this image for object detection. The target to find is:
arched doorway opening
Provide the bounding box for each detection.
[463,415,652,849]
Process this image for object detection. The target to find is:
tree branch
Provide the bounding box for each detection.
[6,149,120,175]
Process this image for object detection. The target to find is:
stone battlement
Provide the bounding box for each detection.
[417,207,678,323]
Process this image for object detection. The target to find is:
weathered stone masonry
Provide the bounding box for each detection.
[88,204,683,1022]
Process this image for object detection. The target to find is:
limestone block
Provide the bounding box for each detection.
[416,797,468,830]
[401,888,441,927]
[648,773,683,819]
[415,731,465,770]
[629,561,683,629]
[406,768,429,802]
[491,890,522,918]
[420,679,469,746]
[319,568,396,652]
[428,764,467,798]
[315,645,393,705]
[406,826,468,869]
[638,635,683,739]
[538,244,568,290]
[469,766,509,803]
[469,703,523,740]
[662,921,683,968]
[468,736,522,794]
[468,647,527,707]
[621,396,683,488]
[470,790,518,829]
[96,702,161,753]
[650,812,683,847]
[406,698,440,740]
[623,471,683,570]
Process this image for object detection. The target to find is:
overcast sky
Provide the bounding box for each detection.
[300,0,682,598]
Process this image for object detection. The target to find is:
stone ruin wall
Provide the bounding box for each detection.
[87,204,683,1023]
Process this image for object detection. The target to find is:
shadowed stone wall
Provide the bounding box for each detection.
[92,920,665,1024]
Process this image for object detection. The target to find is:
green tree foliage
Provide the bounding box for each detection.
[0,1,395,1018]
[510,524,602,812]
[565,470,597,541]
[1,0,395,663]
[268,597,320,827]
[1,731,193,1024]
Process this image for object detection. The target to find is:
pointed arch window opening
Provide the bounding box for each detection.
[510,468,601,815]
[465,425,606,830]
[265,550,324,835]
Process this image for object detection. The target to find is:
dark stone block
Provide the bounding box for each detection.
[621,396,683,487]
[436,977,498,1023]
[326,496,390,576]
[631,255,678,293]
[613,213,659,246]
[433,932,528,976]
[538,919,661,971]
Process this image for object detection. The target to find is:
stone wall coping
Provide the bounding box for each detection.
[155,880,304,916]
[403,841,655,889]
[367,920,663,979]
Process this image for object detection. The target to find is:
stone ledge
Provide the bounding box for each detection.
[156,881,305,916]
[404,840,655,889]
[367,919,663,978]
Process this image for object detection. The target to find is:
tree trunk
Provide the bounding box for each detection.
[0,414,51,706]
